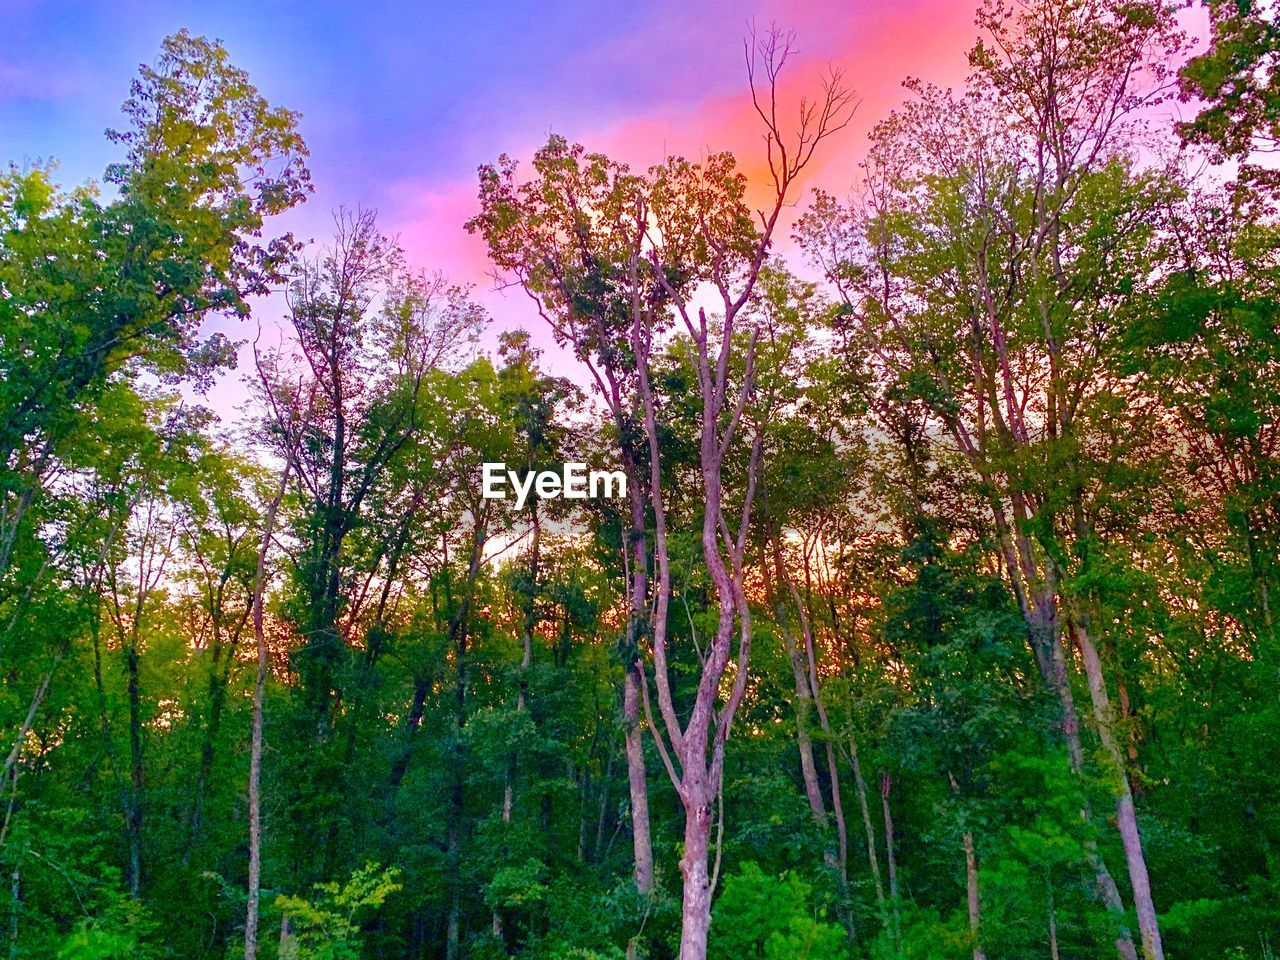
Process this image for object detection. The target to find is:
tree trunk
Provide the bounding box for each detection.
[1,665,58,789]
[1026,578,1138,960]
[623,666,654,894]
[823,739,854,935]
[189,597,249,864]
[188,636,227,860]
[1048,879,1061,960]
[9,866,18,960]
[772,533,828,828]
[125,642,143,899]
[388,677,429,791]
[677,793,713,960]
[881,773,902,948]
[496,502,539,938]
[782,616,827,825]
[446,714,465,960]
[594,755,613,862]
[772,532,852,937]
[278,916,297,960]
[391,515,486,792]
[849,738,887,913]
[445,864,461,960]
[503,504,538,825]
[623,474,655,897]
[445,692,465,960]
[791,567,853,903]
[963,831,985,960]
[1074,623,1164,960]
[949,771,984,960]
[245,463,289,960]
[442,512,486,960]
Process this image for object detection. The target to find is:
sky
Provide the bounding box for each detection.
[0,0,1203,418]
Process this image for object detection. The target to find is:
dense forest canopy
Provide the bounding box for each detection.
[1,2,1278,958]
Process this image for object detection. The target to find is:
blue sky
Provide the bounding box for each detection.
[2,0,788,223]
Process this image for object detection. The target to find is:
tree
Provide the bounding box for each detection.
[255,209,483,886]
[0,34,309,858]
[799,2,1185,956]
[10,7,1280,960]
[0,30,309,584]
[471,28,854,958]
[245,455,291,960]
[1180,0,1280,171]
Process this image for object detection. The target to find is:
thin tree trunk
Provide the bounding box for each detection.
[1,666,58,785]
[823,739,854,934]
[188,608,238,863]
[771,532,852,938]
[623,472,654,897]
[445,854,461,960]
[772,531,828,828]
[623,665,653,894]
[9,866,17,960]
[245,462,289,960]
[444,509,487,960]
[388,677,429,791]
[390,516,486,791]
[594,755,613,862]
[790,559,853,898]
[1074,623,1164,960]
[335,504,417,810]
[781,615,827,825]
[949,771,984,960]
[125,642,143,899]
[849,739,887,912]
[496,503,540,938]
[447,760,465,960]
[1048,878,1061,960]
[502,506,538,823]
[1024,571,1138,960]
[577,767,590,864]
[881,773,902,948]
[111,517,165,904]
[444,696,464,958]
[963,830,985,960]
[278,916,297,960]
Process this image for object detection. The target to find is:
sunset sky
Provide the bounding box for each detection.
[0,0,1205,409]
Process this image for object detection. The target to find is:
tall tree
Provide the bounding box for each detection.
[0,31,309,584]
[256,209,482,883]
[799,2,1184,956]
[471,29,853,957]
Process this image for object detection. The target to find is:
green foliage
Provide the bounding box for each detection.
[486,859,548,910]
[1181,0,1280,164]
[710,863,849,960]
[56,924,141,960]
[275,864,402,960]
[49,875,157,960]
